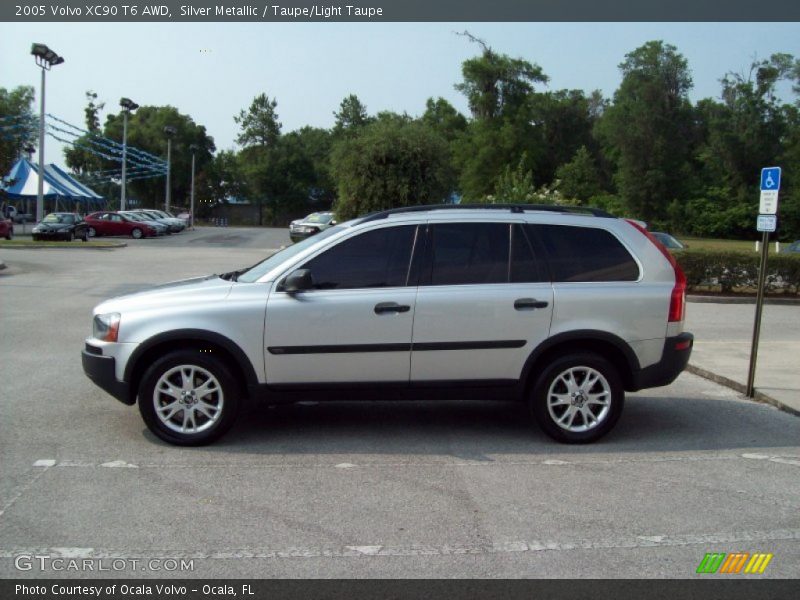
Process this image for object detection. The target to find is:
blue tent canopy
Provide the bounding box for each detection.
[3,158,104,204]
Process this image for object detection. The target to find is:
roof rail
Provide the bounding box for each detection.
[358,203,615,223]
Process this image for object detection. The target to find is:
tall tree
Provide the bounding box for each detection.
[332,94,372,136]
[454,31,548,120]
[596,41,695,224]
[0,86,36,176]
[234,93,281,147]
[331,119,454,219]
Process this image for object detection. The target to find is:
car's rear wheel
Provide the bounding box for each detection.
[6,228,13,240]
[87,227,97,238]
[138,350,241,446]
[131,227,143,239]
[529,353,624,443]
[65,231,73,242]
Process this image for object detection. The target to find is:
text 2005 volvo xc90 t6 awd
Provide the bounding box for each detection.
[82,204,693,445]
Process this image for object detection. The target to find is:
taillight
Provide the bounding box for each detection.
[625,219,686,322]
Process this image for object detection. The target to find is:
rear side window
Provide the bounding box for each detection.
[528,224,640,282]
[427,223,509,286]
[301,225,417,289]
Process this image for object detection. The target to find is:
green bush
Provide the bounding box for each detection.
[674,249,800,295]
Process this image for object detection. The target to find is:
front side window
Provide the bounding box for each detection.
[300,225,417,290]
[528,224,640,282]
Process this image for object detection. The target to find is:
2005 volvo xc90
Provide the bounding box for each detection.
[82,204,693,445]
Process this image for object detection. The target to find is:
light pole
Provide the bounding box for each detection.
[30,43,64,222]
[119,97,139,211]
[164,125,177,212]
[189,144,198,230]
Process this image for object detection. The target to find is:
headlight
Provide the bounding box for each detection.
[93,313,121,342]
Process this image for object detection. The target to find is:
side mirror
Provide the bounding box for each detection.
[330,220,337,226]
[282,269,314,293]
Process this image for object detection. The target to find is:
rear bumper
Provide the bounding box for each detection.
[81,348,134,405]
[629,332,693,391]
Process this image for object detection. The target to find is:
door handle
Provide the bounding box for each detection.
[374,302,411,315]
[514,298,549,310]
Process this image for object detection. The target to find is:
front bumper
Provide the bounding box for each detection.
[33,229,71,239]
[82,347,134,405]
[629,332,694,391]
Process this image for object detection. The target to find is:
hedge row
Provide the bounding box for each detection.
[674,250,800,295]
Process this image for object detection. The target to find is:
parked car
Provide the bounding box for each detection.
[176,211,191,227]
[140,209,186,233]
[289,212,336,242]
[781,240,800,254]
[84,211,159,239]
[83,204,693,446]
[0,216,13,240]
[31,212,89,242]
[121,211,170,235]
[651,232,687,250]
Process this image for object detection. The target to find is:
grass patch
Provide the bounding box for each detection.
[679,236,760,253]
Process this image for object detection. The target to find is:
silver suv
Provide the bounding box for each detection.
[82,204,693,446]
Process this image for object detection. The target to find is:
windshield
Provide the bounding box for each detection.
[305,213,333,224]
[237,225,345,283]
[43,214,72,224]
[123,213,145,221]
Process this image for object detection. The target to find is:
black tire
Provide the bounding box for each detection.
[88,227,97,238]
[6,228,13,240]
[65,231,74,242]
[81,232,89,242]
[131,227,143,239]
[138,350,241,446]
[529,353,624,444]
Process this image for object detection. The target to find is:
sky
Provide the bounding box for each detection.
[2,22,799,169]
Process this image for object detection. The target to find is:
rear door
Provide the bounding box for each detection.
[264,224,421,385]
[410,221,554,384]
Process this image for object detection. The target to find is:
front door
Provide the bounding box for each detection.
[264,224,421,385]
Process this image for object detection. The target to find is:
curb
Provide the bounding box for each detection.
[0,242,126,250]
[686,364,800,418]
[687,295,800,306]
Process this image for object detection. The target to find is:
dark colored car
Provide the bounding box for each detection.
[289,212,336,242]
[84,211,158,239]
[0,217,13,240]
[781,240,800,254]
[652,232,687,250]
[32,213,89,242]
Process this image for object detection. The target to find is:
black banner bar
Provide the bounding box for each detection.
[3,0,800,23]
[2,580,799,600]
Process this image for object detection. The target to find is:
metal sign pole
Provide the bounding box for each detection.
[746,229,770,397]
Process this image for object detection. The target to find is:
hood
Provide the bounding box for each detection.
[94,275,233,315]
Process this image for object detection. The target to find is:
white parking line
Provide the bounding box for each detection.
[31,453,751,470]
[1,528,799,561]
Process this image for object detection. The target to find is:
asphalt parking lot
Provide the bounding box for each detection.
[1,228,799,579]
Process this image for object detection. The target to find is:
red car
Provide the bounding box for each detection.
[0,216,13,240]
[84,211,158,239]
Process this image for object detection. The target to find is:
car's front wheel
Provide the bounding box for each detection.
[6,228,14,240]
[138,350,241,446]
[530,353,624,444]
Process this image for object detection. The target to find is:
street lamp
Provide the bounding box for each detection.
[189,144,199,230]
[30,43,65,222]
[164,125,177,212]
[119,97,139,211]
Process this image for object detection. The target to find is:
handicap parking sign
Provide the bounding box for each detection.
[760,167,781,191]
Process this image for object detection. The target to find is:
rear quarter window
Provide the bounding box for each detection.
[527,224,640,282]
